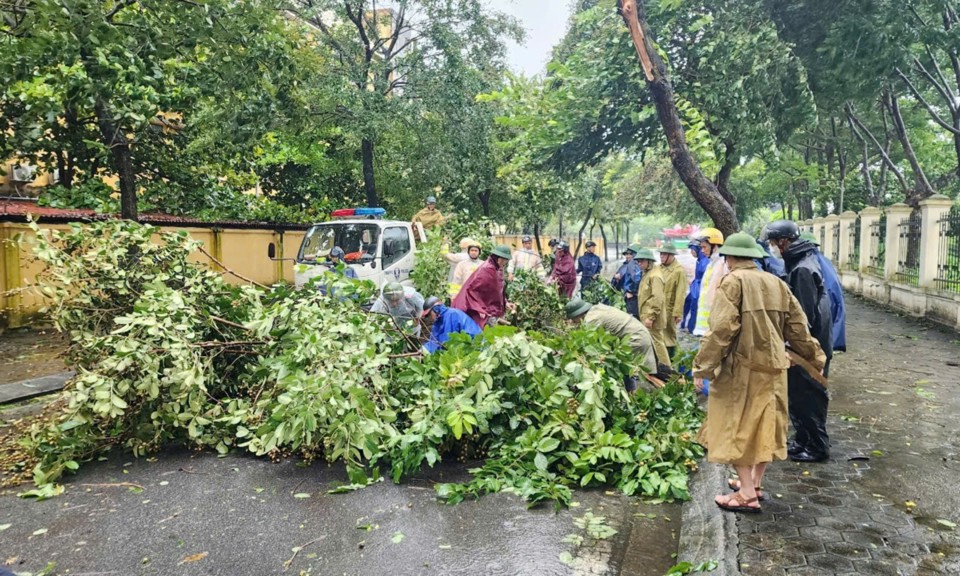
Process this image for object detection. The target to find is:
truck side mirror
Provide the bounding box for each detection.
[267,243,276,259]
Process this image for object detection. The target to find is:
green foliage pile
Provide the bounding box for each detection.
[409,234,450,302]
[13,221,704,508]
[505,269,566,331]
[580,278,626,310]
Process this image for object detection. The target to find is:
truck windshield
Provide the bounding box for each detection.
[298,223,380,264]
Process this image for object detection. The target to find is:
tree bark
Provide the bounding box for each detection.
[94,100,137,220]
[618,0,739,236]
[715,140,737,207]
[846,111,877,207]
[883,89,934,205]
[575,208,593,256]
[599,223,609,261]
[361,138,378,207]
[478,189,491,217]
[846,102,910,194]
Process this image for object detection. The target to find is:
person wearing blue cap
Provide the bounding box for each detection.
[412,195,445,230]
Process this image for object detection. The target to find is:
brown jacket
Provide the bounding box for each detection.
[694,259,825,465]
[661,259,687,320]
[412,207,445,229]
[637,265,666,329]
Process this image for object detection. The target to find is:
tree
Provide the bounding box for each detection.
[618,0,740,235]
[289,0,521,208]
[0,0,309,220]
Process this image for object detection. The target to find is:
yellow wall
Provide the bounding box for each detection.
[0,221,304,329]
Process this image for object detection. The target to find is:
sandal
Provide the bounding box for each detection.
[715,491,762,514]
[727,478,767,501]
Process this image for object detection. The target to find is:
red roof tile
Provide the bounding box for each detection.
[0,197,309,230]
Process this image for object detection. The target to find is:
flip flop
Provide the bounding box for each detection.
[715,492,762,514]
[727,478,767,501]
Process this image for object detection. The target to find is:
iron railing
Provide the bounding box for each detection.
[819,226,826,249]
[848,216,861,271]
[894,211,921,286]
[867,215,886,277]
[935,206,960,293]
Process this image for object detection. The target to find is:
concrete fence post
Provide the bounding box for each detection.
[859,207,881,273]
[918,195,954,289]
[838,211,857,269]
[885,203,913,281]
[811,217,825,250]
[823,215,840,265]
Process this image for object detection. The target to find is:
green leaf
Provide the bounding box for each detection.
[391,531,405,544]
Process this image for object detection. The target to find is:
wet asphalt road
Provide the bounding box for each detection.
[0,449,681,576]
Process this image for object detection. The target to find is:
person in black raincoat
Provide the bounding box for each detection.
[765,220,833,463]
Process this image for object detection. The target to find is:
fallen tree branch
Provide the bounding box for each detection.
[197,245,269,289]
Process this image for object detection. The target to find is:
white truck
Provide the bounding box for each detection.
[289,212,426,289]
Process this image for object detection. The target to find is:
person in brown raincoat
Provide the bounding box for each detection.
[692,233,825,514]
[549,241,577,298]
[451,245,514,328]
[635,248,671,369]
[659,245,687,359]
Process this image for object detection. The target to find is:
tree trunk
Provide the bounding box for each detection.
[361,138,378,207]
[883,89,934,205]
[95,100,137,220]
[847,111,876,206]
[846,102,910,195]
[715,140,737,207]
[558,211,564,238]
[599,224,609,262]
[575,208,593,256]
[618,0,740,236]
[534,221,543,254]
[478,189,491,217]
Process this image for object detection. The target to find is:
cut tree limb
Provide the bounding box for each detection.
[617,0,740,236]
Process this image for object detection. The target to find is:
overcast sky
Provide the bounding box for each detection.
[483,0,573,77]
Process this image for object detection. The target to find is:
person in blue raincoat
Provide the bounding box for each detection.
[800,232,846,352]
[612,245,643,319]
[421,296,481,354]
[756,238,786,278]
[681,239,709,332]
[577,241,604,291]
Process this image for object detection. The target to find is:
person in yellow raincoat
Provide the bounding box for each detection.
[659,244,687,359]
[411,195,445,230]
[692,233,825,514]
[635,248,671,369]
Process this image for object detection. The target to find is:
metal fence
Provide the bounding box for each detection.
[819,225,826,249]
[867,214,886,276]
[935,206,960,293]
[848,216,861,271]
[894,211,921,286]
[831,222,840,262]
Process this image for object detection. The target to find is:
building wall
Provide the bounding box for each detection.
[0,221,304,329]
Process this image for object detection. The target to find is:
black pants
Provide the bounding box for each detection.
[625,295,639,319]
[787,361,831,457]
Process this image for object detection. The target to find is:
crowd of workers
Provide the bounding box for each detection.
[330,196,848,515]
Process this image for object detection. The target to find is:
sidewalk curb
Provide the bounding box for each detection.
[677,461,741,576]
[0,371,73,405]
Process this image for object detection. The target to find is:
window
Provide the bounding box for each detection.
[382,227,411,268]
[298,223,380,263]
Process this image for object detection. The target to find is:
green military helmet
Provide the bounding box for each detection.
[565,299,593,319]
[383,281,405,300]
[800,232,821,246]
[628,243,643,254]
[490,245,513,259]
[719,232,765,259]
[659,245,678,255]
[635,248,657,261]
[426,195,437,204]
